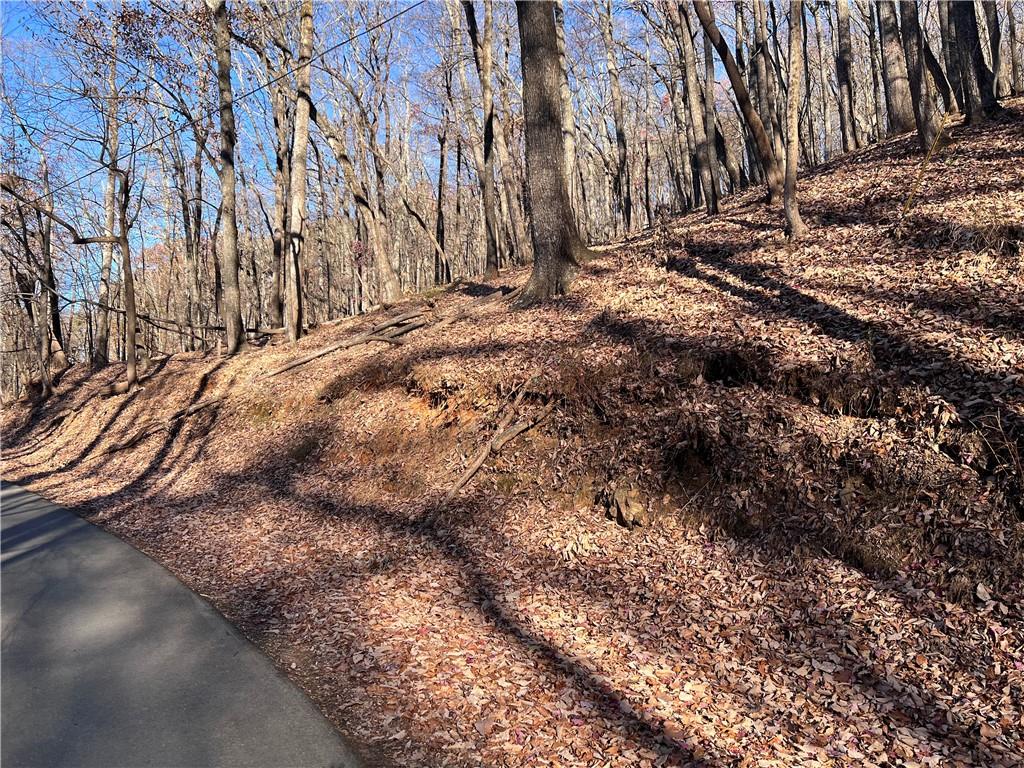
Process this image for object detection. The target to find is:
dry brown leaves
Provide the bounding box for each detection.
[4,104,1023,767]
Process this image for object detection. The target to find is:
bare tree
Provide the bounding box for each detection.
[785,0,809,239]
[876,0,916,134]
[461,0,501,277]
[286,0,314,341]
[208,0,245,354]
[898,0,940,152]
[515,0,593,302]
[600,0,632,232]
[693,0,783,204]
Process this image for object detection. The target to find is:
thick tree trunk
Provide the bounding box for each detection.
[694,0,782,203]
[515,0,592,303]
[952,0,1000,123]
[938,0,965,111]
[877,0,916,134]
[285,0,313,341]
[209,0,244,354]
[899,0,940,152]
[785,0,809,240]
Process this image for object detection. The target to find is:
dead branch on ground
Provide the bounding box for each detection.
[446,372,553,500]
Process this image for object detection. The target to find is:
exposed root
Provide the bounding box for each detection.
[445,371,551,500]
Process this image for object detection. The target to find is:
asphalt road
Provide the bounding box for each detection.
[1,482,363,768]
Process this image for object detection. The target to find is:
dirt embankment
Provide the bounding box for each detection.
[4,107,1023,767]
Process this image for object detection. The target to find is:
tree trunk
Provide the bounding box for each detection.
[877,0,916,134]
[785,0,809,239]
[811,4,833,159]
[863,0,887,139]
[601,0,632,232]
[209,0,245,354]
[668,2,718,215]
[286,0,313,341]
[753,0,786,162]
[899,0,940,152]
[694,0,782,203]
[515,0,592,303]
[922,34,953,113]
[952,0,1000,123]
[554,0,578,219]
[94,29,119,367]
[462,0,501,278]
[835,0,859,151]
[982,0,1008,97]
[938,0,965,111]
[435,76,452,286]
[702,6,724,190]
[1007,0,1022,95]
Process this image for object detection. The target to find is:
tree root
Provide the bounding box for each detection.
[445,374,552,501]
[258,308,428,380]
[262,285,522,381]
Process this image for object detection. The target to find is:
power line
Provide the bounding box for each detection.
[14,0,427,207]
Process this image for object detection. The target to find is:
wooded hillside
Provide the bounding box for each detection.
[4,97,1022,765]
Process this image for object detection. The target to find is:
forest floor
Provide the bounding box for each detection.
[4,106,1024,767]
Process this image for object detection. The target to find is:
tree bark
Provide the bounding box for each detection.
[753,0,785,162]
[785,0,809,239]
[209,0,245,354]
[899,0,940,152]
[982,0,1008,97]
[554,0,578,219]
[515,0,592,303]
[462,0,501,278]
[938,0,964,111]
[702,5,724,189]
[94,26,119,367]
[1007,0,1022,95]
[286,0,313,341]
[862,0,887,139]
[835,0,859,151]
[952,0,1001,123]
[435,68,452,286]
[877,0,916,134]
[811,4,833,159]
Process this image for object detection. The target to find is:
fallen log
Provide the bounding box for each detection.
[258,308,426,380]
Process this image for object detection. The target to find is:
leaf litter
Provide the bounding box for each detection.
[4,106,1023,766]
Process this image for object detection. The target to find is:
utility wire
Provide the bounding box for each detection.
[12,0,427,207]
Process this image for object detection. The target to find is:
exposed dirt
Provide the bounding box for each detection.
[4,107,1023,767]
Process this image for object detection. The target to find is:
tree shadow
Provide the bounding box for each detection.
[665,245,1023,443]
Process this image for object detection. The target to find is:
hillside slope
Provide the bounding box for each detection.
[4,108,1023,767]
